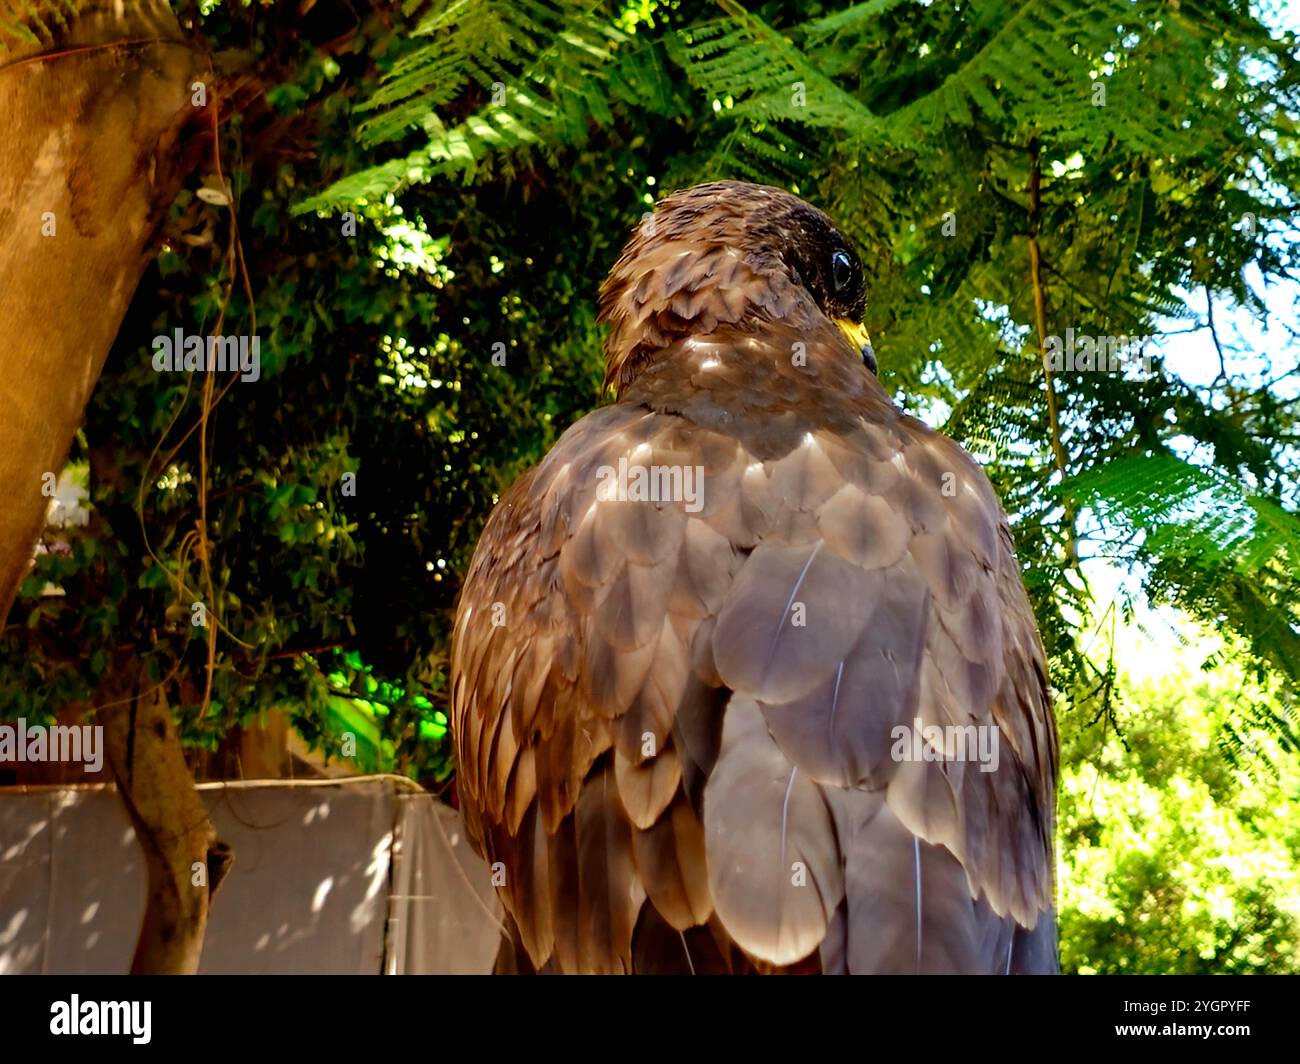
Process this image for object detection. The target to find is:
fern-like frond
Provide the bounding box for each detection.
[1069,452,1300,575]
[303,0,658,210]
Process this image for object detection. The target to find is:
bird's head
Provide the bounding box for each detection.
[598,180,875,392]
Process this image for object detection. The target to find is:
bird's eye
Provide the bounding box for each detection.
[831,250,853,294]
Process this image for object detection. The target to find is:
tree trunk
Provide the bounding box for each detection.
[0,0,201,622]
[99,653,232,974]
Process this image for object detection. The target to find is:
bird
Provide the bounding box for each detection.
[450,180,1058,974]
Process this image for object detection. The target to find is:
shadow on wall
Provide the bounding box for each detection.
[0,775,501,974]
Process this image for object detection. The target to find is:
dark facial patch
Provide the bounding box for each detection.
[758,200,867,323]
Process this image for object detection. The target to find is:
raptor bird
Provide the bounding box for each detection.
[451,181,1058,974]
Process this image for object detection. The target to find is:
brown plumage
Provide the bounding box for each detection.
[451,181,1058,974]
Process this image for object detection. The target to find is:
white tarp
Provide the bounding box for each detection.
[0,776,501,974]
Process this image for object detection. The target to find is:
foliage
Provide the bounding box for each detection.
[1,1,479,782]
[1059,650,1300,973]
[1070,453,1300,692]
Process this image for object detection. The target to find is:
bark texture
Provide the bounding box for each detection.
[0,0,201,622]
[100,654,232,975]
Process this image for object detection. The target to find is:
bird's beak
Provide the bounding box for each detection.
[836,319,876,375]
